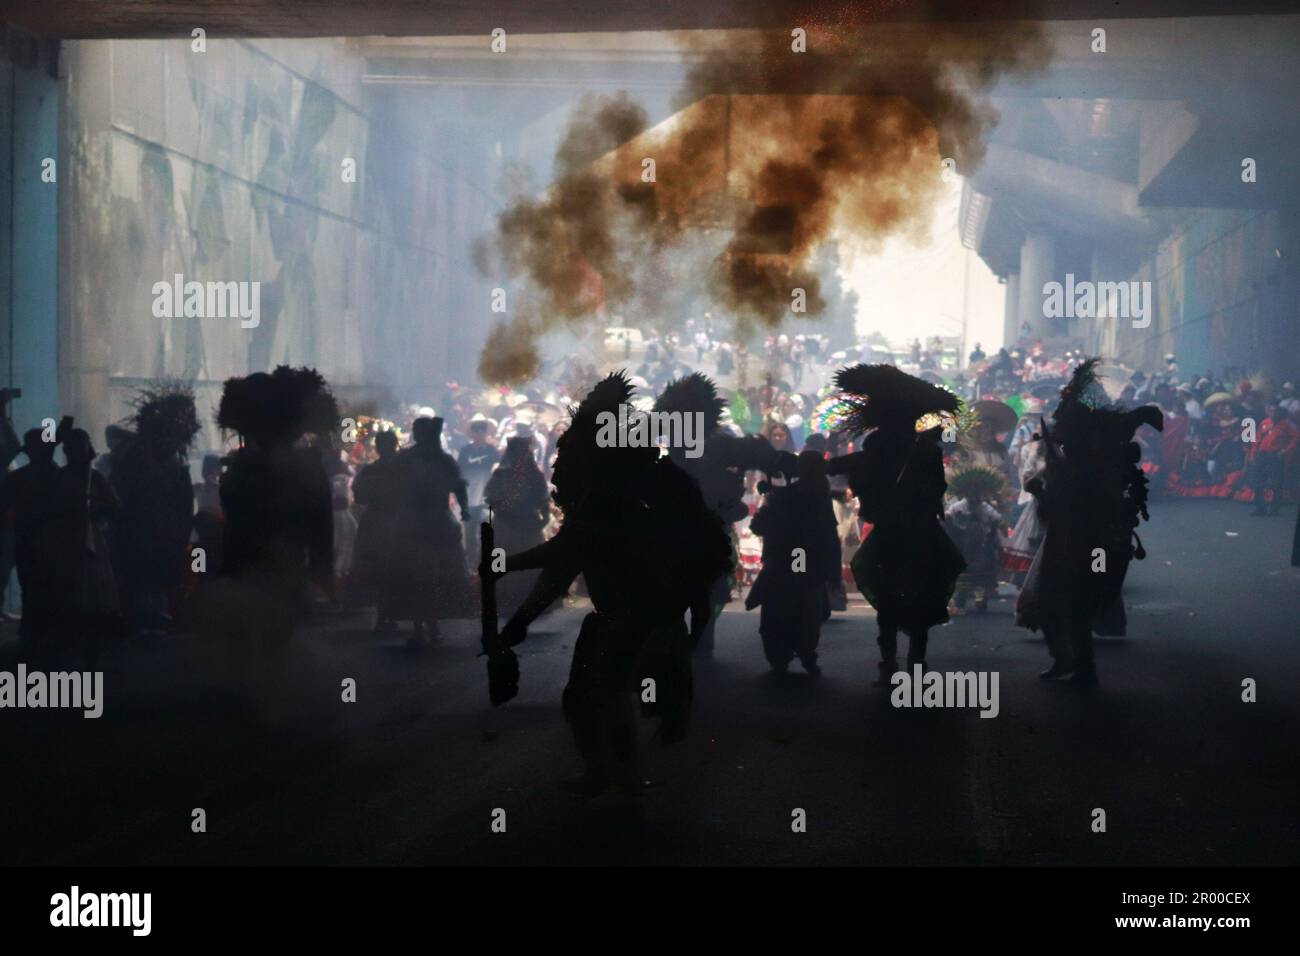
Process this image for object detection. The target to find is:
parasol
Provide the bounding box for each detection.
[972,399,1017,435]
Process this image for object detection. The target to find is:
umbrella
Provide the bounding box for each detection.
[972,399,1017,434]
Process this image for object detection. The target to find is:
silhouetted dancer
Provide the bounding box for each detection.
[0,429,61,645]
[351,429,403,631]
[209,367,339,696]
[482,372,730,801]
[1015,359,1162,684]
[484,436,550,616]
[746,450,841,675]
[110,383,199,638]
[50,428,119,664]
[393,416,472,647]
[653,372,764,658]
[192,453,225,577]
[827,364,966,686]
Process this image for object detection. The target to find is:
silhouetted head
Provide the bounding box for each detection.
[105,424,132,452]
[63,428,96,468]
[375,430,399,458]
[797,450,829,494]
[802,432,828,455]
[22,428,54,464]
[411,417,443,447]
[503,436,535,469]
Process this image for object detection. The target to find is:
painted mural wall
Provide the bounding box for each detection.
[1096,208,1298,383]
[59,37,498,450]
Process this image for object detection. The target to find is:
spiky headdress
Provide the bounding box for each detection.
[130,380,200,455]
[1045,357,1164,539]
[1057,358,1107,411]
[834,363,960,434]
[552,369,655,509]
[654,372,727,438]
[562,369,634,448]
[218,365,340,443]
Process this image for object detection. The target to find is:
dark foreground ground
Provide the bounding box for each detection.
[1,499,1296,866]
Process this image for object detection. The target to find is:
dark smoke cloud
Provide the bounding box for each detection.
[479,5,1049,384]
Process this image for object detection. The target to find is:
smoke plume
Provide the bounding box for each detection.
[478,4,1049,384]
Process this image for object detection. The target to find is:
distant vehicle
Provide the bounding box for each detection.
[603,326,645,359]
[829,343,896,365]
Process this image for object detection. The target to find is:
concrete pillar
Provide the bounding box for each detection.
[5,38,61,439]
[1002,271,1020,348]
[1088,243,1139,358]
[1016,232,1056,342]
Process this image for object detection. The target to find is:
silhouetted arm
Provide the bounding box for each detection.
[500,564,577,646]
[501,534,564,572]
[498,528,582,645]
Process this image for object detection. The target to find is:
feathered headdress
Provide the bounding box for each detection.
[130,380,201,454]
[655,372,727,437]
[218,365,339,443]
[552,370,653,509]
[1057,357,1107,411]
[562,369,634,446]
[834,363,961,434]
[1053,357,1163,445]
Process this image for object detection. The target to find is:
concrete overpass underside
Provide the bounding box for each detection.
[959,14,1300,379]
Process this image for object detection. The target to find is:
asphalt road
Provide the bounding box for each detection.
[1,499,1296,866]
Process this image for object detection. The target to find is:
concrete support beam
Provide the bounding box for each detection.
[1003,272,1020,348]
[1017,233,1056,342]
